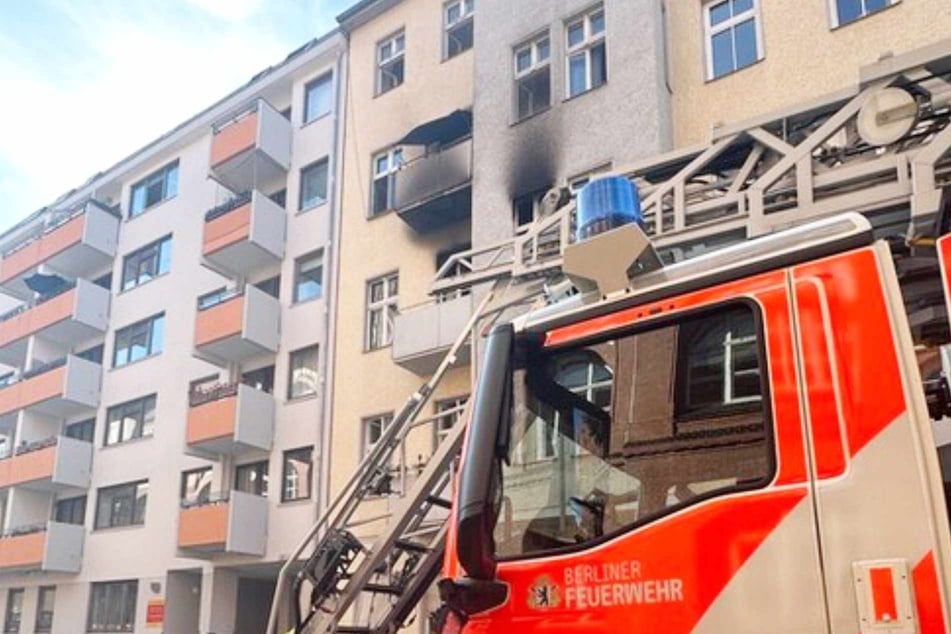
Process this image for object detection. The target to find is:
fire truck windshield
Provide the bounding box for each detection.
[493,304,773,559]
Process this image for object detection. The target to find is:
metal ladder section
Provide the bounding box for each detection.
[267,279,549,634]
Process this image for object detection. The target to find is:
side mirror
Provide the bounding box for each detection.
[455,323,513,581]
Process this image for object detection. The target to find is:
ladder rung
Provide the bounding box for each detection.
[393,538,429,554]
[364,582,403,596]
[334,627,373,634]
[426,495,452,509]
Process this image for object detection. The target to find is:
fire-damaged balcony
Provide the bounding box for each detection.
[209,100,292,193]
[0,356,101,421]
[186,383,274,454]
[194,285,280,364]
[392,292,475,375]
[0,521,84,573]
[203,191,286,277]
[0,279,110,366]
[0,200,119,297]
[177,491,268,557]
[394,110,472,233]
[0,435,92,491]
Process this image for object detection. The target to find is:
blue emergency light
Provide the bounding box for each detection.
[576,176,642,242]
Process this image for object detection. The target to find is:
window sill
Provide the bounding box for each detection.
[111,351,163,372]
[91,523,146,534]
[117,271,170,296]
[298,200,329,215]
[562,80,608,104]
[279,497,314,507]
[704,57,765,83]
[510,105,552,128]
[127,195,177,221]
[101,434,154,451]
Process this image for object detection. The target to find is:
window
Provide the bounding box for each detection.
[288,345,319,399]
[494,304,770,558]
[370,148,403,216]
[269,189,287,209]
[54,496,87,525]
[129,161,178,217]
[704,0,762,80]
[294,251,323,303]
[3,589,21,634]
[236,461,269,497]
[444,0,474,59]
[565,6,606,98]
[280,106,292,120]
[197,287,229,310]
[94,272,113,291]
[376,31,405,94]
[299,158,329,211]
[513,188,550,230]
[77,344,104,365]
[282,447,313,502]
[365,273,399,350]
[435,397,467,446]
[242,365,275,394]
[362,414,392,456]
[87,581,137,633]
[831,0,895,26]
[34,587,54,633]
[255,275,280,299]
[113,313,164,367]
[66,418,95,443]
[514,34,551,121]
[104,395,156,446]
[180,468,212,506]
[95,481,148,529]
[304,73,333,123]
[121,236,171,291]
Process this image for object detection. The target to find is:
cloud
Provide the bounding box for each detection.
[186,0,265,21]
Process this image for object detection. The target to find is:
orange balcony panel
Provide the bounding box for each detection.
[203,204,251,257]
[195,296,243,348]
[0,445,55,488]
[0,215,85,284]
[0,365,66,418]
[211,113,258,168]
[178,503,228,549]
[0,531,45,569]
[0,289,74,350]
[187,396,237,445]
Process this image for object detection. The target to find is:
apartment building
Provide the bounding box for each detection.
[667,0,951,146]
[0,31,346,634]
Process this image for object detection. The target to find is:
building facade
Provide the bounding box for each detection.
[0,32,346,634]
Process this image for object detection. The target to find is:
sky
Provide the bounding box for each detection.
[0,0,353,228]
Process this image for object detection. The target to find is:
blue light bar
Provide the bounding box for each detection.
[576,176,642,242]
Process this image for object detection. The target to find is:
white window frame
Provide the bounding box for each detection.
[444,0,475,59]
[537,360,612,460]
[513,32,551,121]
[362,413,393,457]
[376,30,406,95]
[564,5,606,98]
[723,330,760,404]
[365,273,399,350]
[828,0,899,28]
[702,0,764,81]
[370,147,404,216]
[434,396,468,447]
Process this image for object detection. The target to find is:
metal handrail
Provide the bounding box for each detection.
[205,191,253,222]
[180,490,231,510]
[189,382,240,407]
[196,287,243,311]
[0,523,47,539]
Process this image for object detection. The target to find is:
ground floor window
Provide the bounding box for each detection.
[87,581,137,633]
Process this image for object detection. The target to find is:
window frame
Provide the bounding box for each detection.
[94,480,149,530]
[34,586,55,633]
[104,394,157,447]
[513,32,551,122]
[364,272,399,351]
[434,397,467,447]
[362,413,394,457]
[376,30,406,95]
[180,467,213,507]
[54,495,87,525]
[287,345,319,400]
[86,580,137,633]
[298,158,330,212]
[370,147,404,216]
[2,589,22,634]
[112,313,165,368]
[281,446,313,503]
[128,161,179,218]
[702,0,764,81]
[293,250,324,304]
[303,72,333,124]
[564,5,607,99]
[235,460,269,497]
[121,235,172,292]
[444,0,475,60]
[828,0,898,28]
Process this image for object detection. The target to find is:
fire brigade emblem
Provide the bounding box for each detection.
[527,575,561,610]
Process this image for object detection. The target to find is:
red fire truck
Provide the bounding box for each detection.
[436,195,951,633]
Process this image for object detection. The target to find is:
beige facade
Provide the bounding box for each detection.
[667,0,951,147]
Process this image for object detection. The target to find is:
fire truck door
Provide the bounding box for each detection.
[792,246,949,634]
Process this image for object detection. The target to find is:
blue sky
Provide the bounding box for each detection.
[0,0,352,228]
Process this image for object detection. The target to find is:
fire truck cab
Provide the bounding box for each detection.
[438,201,951,633]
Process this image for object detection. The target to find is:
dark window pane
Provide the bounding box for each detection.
[837,0,864,23]
[66,419,95,442]
[255,276,280,299]
[242,365,275,394]
[372,176,390,215]
[447,19,473,57]
[517,68,550,120]
[733,18,758,70]
[591,42,607,88]
[711,29,734,78]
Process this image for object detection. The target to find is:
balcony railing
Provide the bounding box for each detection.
[177,490,267,556]
[186,382,274,454]
[395,138,472,233]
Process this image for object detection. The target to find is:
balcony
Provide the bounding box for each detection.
[0,356,101,421]
[392,292,475,375]
[0,436,92,491]
[0,200,119,297]
[186,383,274,454]
[0,279,110,366]
[395,138,472,234]
[209,100,292,193]
[203,191,286,277]
[0,521,84,573]
[177,491,268,557]
[194,286,280,364]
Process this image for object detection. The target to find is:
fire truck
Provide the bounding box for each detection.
[266,46,951,634]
